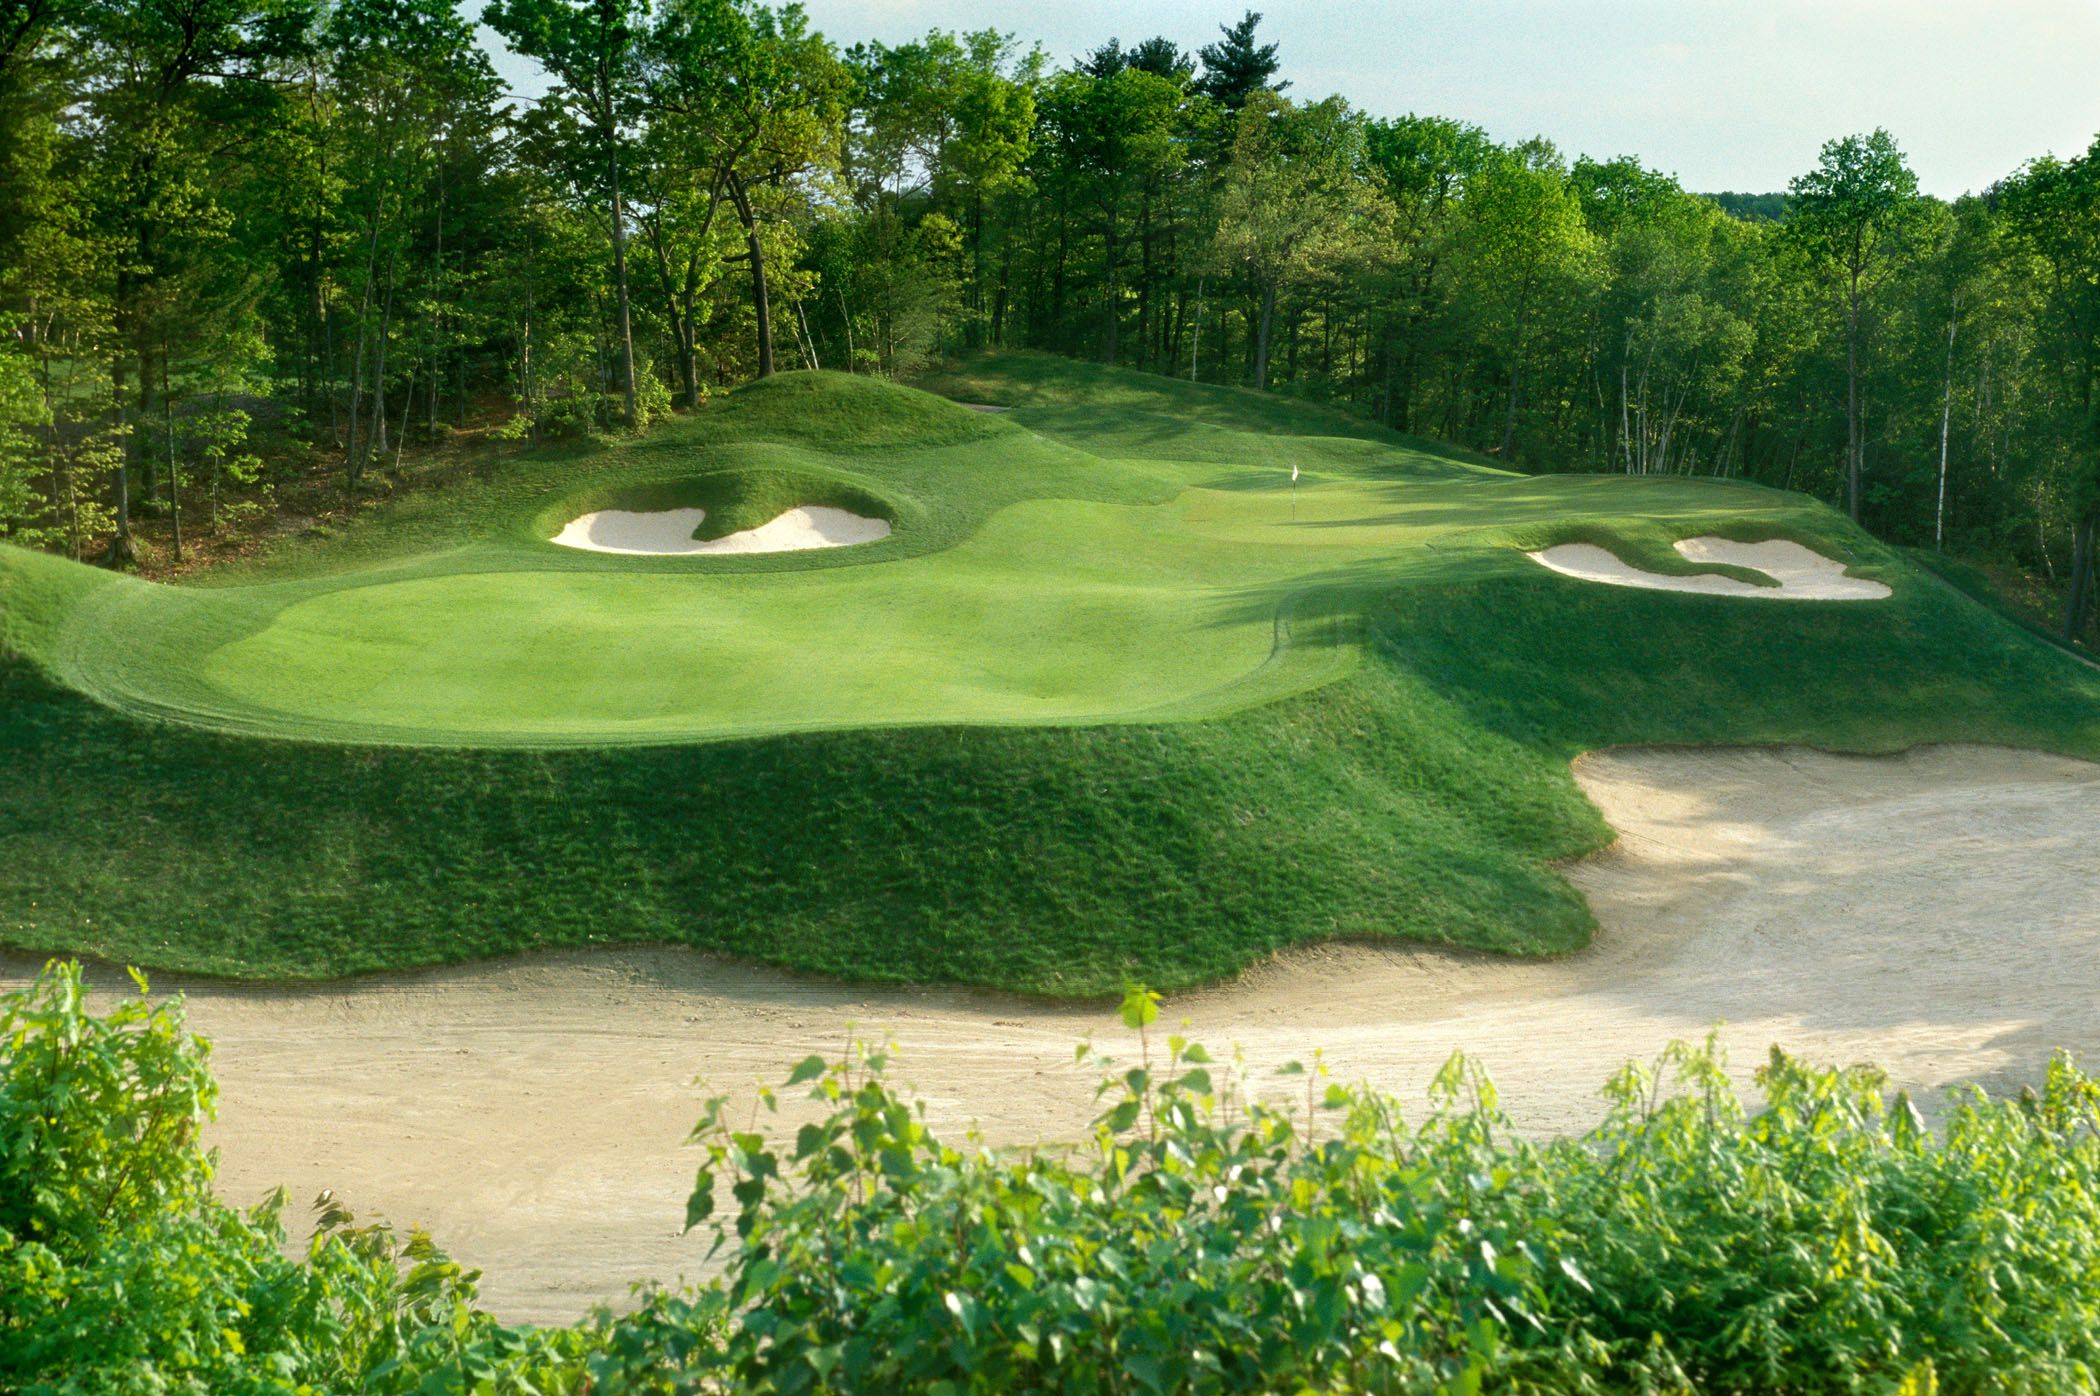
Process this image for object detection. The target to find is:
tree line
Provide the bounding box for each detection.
[1,3,2094,640]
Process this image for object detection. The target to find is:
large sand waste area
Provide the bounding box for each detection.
[7,743,2095,1322]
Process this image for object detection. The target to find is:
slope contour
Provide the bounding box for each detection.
[4,356,2098,989]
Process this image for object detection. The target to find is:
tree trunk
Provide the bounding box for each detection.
[1253,281,1277,391]
[366,244,399,472]
[324,295,339,449]
[107,465,133,565]
[1099,210,1120,365]
[990,207,1014,346]
[95,354,134,566]
[1845,270,1863,521]
[163,361,181,563]
[345,204,384,488]
[129,335,161,506]
[430,168,445,435]
[645,216,702,409]
[837,288,855,373]
[1049,214,1068,344]
[1620,357,1635,474]
[1136,190,1153,369]
[393,363,416,474]
[606,128,640,427]
[795,299,820,371]
[1501,347,1523,461]
[678,286,699,406]
[309,205,328,432]
[728,174,775,378]
[2066,510,2097,645]
[1189,276,1204,381]
[1935,295,1959,549]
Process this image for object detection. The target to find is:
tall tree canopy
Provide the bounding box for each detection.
[1787,128,1926,520]
[1194,10,1282,111]
[0,4,2094,647]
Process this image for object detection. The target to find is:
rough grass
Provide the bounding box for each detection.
[3,355,2097,993]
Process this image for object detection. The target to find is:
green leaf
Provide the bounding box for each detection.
[1119,984,1161,1031]
[683,1171,716,1231]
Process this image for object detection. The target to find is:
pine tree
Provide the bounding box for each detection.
[1195,11,1283,112]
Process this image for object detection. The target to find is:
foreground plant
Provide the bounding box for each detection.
[7,964,2100,1393]
[660,987,2100,1393]
[0,961,600,1394]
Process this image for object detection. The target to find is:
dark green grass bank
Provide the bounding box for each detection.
[2,357,2098,993]
[0,640,1603,989]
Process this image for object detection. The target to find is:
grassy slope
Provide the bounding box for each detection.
[3,354,2097,993]
[1905,547,2099,667]
[28,370,1456,744]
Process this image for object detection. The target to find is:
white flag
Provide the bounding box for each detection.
[1290,464,1300,483]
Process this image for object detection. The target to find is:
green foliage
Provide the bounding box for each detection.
[0,960,598,1394]
[1192,10,1284,112]
[6,0,2099,630]
[1210,91,1377,389]
[0,330,55,548]
[648,1013,2100,1392]
[13,962,2100,1392]
[0,962,215,1253]
[1997,136,2100,641]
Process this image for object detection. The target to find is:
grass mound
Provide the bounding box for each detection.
[2,357,2098,991]
[537,460,898,545]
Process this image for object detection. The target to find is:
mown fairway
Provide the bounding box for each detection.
[4,353,2099,991]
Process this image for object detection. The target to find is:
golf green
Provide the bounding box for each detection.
[4,353,2097,992]
[7,364,1897,747]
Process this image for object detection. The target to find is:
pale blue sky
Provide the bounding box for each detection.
[481,1,2100,197]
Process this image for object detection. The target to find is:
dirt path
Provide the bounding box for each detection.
[7,744,2097,1324]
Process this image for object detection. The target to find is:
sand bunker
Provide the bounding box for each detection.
[552,505,890,556]
[1529,536,1892,600]
[11,744,2095,1322]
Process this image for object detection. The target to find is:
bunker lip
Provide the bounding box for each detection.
[551,504,891,556]
[1527,536,1892,600]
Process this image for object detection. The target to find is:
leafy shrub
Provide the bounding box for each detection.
[8,965,2100,1392]
[0,962,599,1394]
[657,988,2100,1393]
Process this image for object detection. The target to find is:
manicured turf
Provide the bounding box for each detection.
[4,353,2098,991]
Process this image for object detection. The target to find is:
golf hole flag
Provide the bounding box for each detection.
[1291,464,1299,482]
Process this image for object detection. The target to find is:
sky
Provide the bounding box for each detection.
[480,0,2100,198]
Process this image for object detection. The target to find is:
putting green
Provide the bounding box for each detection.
[2,366,1898,748]
[197,502,1323,739]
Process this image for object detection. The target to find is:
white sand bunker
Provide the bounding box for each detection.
[1529,536,1892,600]
[553,505,890,556]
